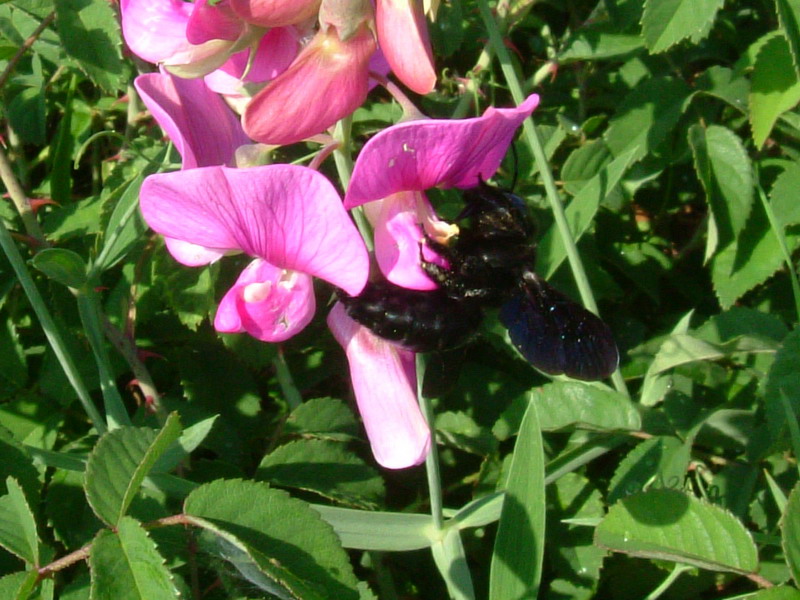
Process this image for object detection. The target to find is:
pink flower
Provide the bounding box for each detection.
[327,303,430,469]
[134,71,249,169]
[345,94,541,289]
[376,0,435,95]
[242,26,376,145]
[139,164,368,341]
[229,0,322,28]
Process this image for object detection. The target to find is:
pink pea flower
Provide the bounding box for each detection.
[229,0,322,28]
[376,0,435,95]
[345,93,541,289]
[139,164,369,341]
[327,304,430,469]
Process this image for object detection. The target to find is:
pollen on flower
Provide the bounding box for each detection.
[243,281,273,303]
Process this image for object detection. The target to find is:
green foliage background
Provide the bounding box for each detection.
[0,0,799,598]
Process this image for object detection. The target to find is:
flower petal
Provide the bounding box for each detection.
[140,164,369,295]
[376,0,435,94]
[135,71,249,169]
[120,0,193,64]
[230,0,321,27]
[345,94,540,208]
[186,0,243,44]
[164,237,229,266]
[215,259,315,341]
[328,303,430,469]
[243,27,376,145]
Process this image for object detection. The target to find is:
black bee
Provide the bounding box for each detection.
[338,181,619,381]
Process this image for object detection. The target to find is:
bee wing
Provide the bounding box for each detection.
[499,272,619,381]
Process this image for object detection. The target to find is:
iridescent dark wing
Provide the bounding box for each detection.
[499,271,619,381]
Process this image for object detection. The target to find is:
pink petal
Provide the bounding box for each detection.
[328,303,430,469]
[345,94,540,208]
[186,0,243,44]
[243,27,376,145]
[372,192,438,290]
[139,165,369,295]
[215,259,315,341]
[230,0,321,27]
[376,0,435,95]
[164,237,229,266]
[120,0,193,64]
[135,72,249,169]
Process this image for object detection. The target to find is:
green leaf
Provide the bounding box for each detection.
[312,505,434,551]
[770,162,800,228]
[711,195,800,308]
[641,0,724,53]
[283,397,360,441]
[257,439,385,508]
[595,489,759,574]
[53,0,125,93]
[435,411,498,456]
[0,427,41,506]
[30,248,87,289]
[558,27,644,62]
[745,587,800,600]
[688,124,753,259]
[604,77,691,162]
[184,479,361,599]
[695,66,750,112]
[538,147,637,278]
[151,415,218,474]
[648,333,778,375]
[92,174,147,274]
[84,414,182,527]
[0,571,38,600]
[89,516,179,600]
[560,139,613,196]
[0,478,38,564]
[607,437,691,504]
[490,396,545,600]
[765,328,800,440]
[533,382,641,432]
[432,528,475,600]
[776,0,800,77]
[750,33,800,148]
[0,319,27,394]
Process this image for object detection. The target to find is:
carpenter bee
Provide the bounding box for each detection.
[338,181,619,381]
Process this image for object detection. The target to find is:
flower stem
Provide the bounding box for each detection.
[416,355,444,531]
[333,116,374,251]
[273,347,302,411]
[0,218,106,433]
[477,0,628,396]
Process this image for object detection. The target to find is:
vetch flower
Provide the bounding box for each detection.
[376,0,435,95]
[327,303,430,469]
[139,164,368,341]
[229,0,322,28]
[344,94,540,289]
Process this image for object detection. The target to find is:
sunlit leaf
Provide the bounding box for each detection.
[641,0,724,53]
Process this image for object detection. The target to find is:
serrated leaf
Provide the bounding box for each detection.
[558,28,644,62]
[595,489,759,574]
[711,196,800,308]
[607,437,690,504]
[750,33,800,148]
[312,505,434,551]
[0,477,38,564]
[745,587,800,600]
[770,162,800,228]
[53,0,125,93]
[0,427,41,506]
[765,328,800,440]
[641,0,724,53]
[695,66,750,112]
[688,124,753,259]
[85,414,182,527]
[532,382,641,432]
[184,479,361,599]
[31,248,87,289]
[604,77,691,162]
[257,439,385,508]
[776,0,800,78]
[283,397,359,441]
[490,396,545,600]
[89,516,179,600]
[538,147,637,278]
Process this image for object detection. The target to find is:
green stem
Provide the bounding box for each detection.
[333,116,374,251]
[416,355,444,531]
[644,564,692,600]
[758,182,800,322]
[273,348,302,411]
[76,292,131,429]
[0,143,46,245]
[0,220,106,433]
[477,0,629,396]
